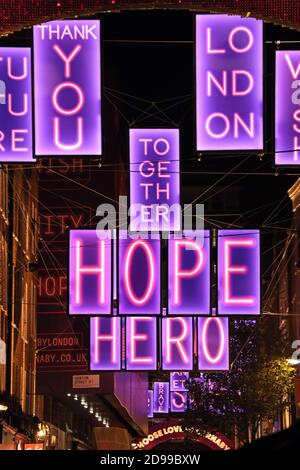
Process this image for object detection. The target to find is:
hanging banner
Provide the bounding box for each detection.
[129,128,180,231]
[148,390,154,418]
[118,232,161,315]
[0,48,34,162]
[170,391,188,412]
[196,14,263,151]
[275,51,300,165]
[218,229,260,315]
[90,317,121,371]
[198,317,229,370]
[168,230,210,315]
[161,317,193,370]
[69,230,112,315]
[34,20,102,155]
[125,316,157,370]
[153,382,169,413]
[170,371,189,391]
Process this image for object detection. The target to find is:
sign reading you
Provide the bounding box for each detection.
[196,15,263,151]
[34,20,102,155]
[0,47,34,162]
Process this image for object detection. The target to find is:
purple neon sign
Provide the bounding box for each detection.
[148,390,154,418]
[161,317,193,370]
[218,230,260,315]
[0,48,34,162]
[198,317,229,370]
[129,128,180,231]
[125,317,157,370]
[196,15,263,151]
[90,317,121,371]
[170,371,189,391]
[153,382,169,413]
[118,232,161,315]
[170,391,188,413]
[276,51,300,165]
[168,230,210,315]
[69,230,112,315]
[34,20,101,155]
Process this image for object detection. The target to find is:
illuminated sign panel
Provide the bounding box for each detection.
[69,230,112,315]
[275,51,300,165]
[125,317,157,370]
[66,228,260,370]
[168,230,210,315]
[118,232,161,315]
[129,128,180,231]
[170,391,188,412]
[218,229,260,315]
[34,20,101,155]
[153,382,169,413]
[170,371,189,391]
[148,390,154,418]
[90,317,121,371]
[198,317,229,370]
[196,15,263,151]
[0,48,34,162]
[161,317,193,370]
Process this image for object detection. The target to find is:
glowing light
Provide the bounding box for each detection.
[202,318,225,364]
[224,239,255,305]
[123,238,156,307]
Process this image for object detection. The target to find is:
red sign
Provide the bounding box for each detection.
[24,443,44,450]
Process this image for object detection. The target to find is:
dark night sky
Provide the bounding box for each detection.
[3,8,300,263]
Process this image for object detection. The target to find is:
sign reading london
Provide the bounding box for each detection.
[34,20,102,155]
[196,15,263,151]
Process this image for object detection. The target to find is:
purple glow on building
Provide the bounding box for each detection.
[170,371,189,391]
[276,51,300,165]
[147,390,154,418]
[125,317,157,370]
[69,230,112,315]
[218,229,260,315]
[198,317,229,370]
[161,317,193,370]
[34,20,101,155]
[196,15,263,151]
[170,391,188,412]
[0,48,34,162]
[90,317,121,370]
[118,232,161,315]
[153,382,169,413]
[168,230,210,315]
[129,128,180,231]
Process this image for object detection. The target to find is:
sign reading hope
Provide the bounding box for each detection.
[196,14,263,151]
[0,48,34,162]
[68,229,260,371]
[34,20,102,155]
